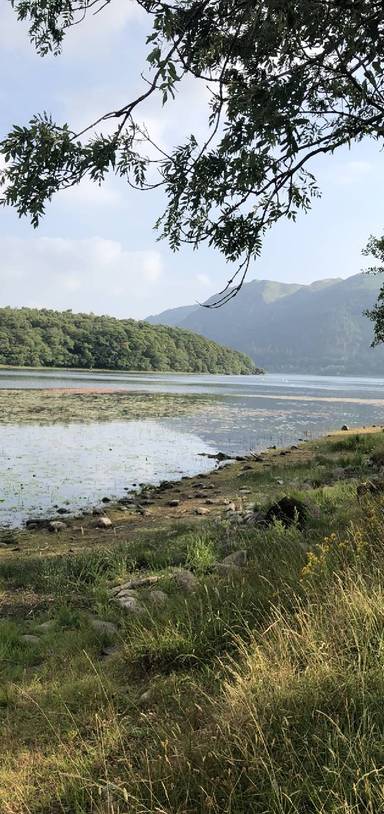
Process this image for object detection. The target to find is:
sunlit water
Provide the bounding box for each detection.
[1,369,384,527]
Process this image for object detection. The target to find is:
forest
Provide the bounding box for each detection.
[0,307,259,374]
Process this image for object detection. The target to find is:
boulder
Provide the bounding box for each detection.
[341,424,350,431]
[167,499,180,507]
[265,496,309,529]
[21,634,40,644]
[173,570,199,593]
[195,507,209,516]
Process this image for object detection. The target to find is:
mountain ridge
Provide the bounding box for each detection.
[146,273,384,375]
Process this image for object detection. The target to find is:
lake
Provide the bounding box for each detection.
[1,369,384,527]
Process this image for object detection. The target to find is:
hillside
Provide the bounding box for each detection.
[147,273,384,375]
[0,307,259,375]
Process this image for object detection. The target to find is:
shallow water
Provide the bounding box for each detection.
[1,370,384,527]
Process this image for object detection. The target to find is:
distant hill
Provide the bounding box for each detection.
[146,273,384,375]
[0,307,259,375]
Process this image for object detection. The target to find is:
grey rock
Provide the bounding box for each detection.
[174,569,199,593]
[90,619,118,635]
[21,634,40,644]
[138,689,153,706]
[222,549,247,567]
[116,595,144,614]
[341,424,350,431]
[101,644,120,658]
[112,575,159,595]
[96,516,112,529]
[48,521,67,533]
[147,589,168,606]
[214,561,241,577]
[195,507,209,516]
[36,621,55,632]
[167,499,180,507]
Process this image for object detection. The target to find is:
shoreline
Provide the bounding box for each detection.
[1,423,382,537]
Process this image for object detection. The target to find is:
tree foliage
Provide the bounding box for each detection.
[0,306,259,373]
[2,1,384,302]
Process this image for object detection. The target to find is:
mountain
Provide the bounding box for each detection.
[146,273,384,375]
[0,307,259,375]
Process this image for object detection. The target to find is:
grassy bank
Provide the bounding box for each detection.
[1,428,384,812]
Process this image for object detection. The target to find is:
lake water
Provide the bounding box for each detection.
[1,369,384,527]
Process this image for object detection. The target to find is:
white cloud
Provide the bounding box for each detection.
[0,236,163,317]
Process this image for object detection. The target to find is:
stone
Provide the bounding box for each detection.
[90,619,118,635]
[341,424,350,431]
[100,645,119,659]
[36,621,55,632]
[221,549,247,567]
[167,499,180,507]
[92,508,104,516]
[96,516,112,529]
[265,496,309,529]
[224,503,237,512]
[147,590,168,606]
[138,689,153,706]
[291,445,299,450]
[357,479,384,497]
[195,507,209,515]
[115,595,144,614]
[102,497,111,504]
[239,488,251,494]
[333,467,346,480]
[173,570,199,593]
[214,561,241,577]
[21,634,40,644]
[26,518,50,529]
[112,575,159,594]
[57,507,69,515]
[48,520,67,533]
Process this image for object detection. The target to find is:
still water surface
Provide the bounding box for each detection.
[1,370,384,526]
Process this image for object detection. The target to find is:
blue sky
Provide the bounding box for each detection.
[0,1,383,319]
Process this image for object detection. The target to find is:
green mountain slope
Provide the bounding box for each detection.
[0,307,259,374]
[146,273,384,375]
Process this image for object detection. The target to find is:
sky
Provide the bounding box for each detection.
[0,1,383,319]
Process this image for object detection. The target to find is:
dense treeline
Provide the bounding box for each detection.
[0,307,259,374]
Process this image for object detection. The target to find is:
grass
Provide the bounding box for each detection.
[2,427,384,812]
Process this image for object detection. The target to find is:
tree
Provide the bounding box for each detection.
[363,234,384,345]
[2,1,384,303]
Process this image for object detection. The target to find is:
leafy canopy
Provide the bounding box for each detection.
[2,1,384,303]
